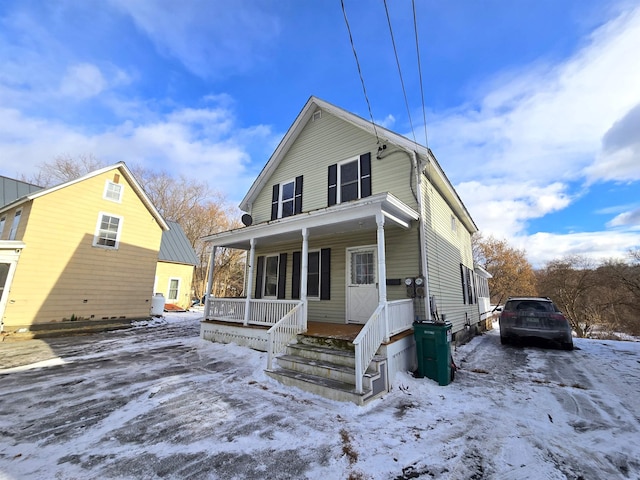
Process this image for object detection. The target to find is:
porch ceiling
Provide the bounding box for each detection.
[203,192,419,250]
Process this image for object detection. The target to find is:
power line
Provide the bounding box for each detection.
[383,0,417,144]
[340,0,380,144]
[412,0,430,149]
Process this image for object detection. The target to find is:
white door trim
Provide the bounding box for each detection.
[345,244,378,324]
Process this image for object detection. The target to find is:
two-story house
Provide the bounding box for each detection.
[0,163,170,335]
[200,97,488,404]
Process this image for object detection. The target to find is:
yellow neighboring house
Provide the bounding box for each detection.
[0,163,169,334]
[154,220,198,311]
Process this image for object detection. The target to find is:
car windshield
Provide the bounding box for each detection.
[505,300,555,312]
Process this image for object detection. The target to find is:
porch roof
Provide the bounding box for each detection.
[202,192,419,250]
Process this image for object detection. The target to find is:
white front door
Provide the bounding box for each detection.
[0,249,21,330]
[346,246,378,324]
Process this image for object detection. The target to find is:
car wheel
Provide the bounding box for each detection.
[561,342,574,351]
[500,335,509,345]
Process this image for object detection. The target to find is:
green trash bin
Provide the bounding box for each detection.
[413,321,453,386]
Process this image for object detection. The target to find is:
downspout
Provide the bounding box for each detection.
[411,150,432,321]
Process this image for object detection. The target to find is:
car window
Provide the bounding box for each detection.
[505,300,554,312]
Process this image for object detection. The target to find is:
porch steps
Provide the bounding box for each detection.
[265,334,388,406]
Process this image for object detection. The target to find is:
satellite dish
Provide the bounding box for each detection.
[241,214,253,226]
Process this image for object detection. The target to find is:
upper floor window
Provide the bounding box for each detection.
[451,215,457,233]
[271,176,303,220]
[0,215,5,238]
[104,180,123,203]
[8,210,21,240]
[328,152,371,206]
[93,212,123,249]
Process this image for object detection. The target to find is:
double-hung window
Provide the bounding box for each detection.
[93,212,123,249]
[8,210,21,240]
[168,278,180,301]
[0,215,5,238]
[271,176,303,220]
[104,180,123,203]
[307,251,321,298]
[264,255,279,297]
[328,152,371,206]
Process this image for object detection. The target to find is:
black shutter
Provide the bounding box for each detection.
[292,251,301,300]
[460,264,468,304]
[320,248,331,300]
[255,256,265,299]
[328,164,337,206]
[277,253,287,299]
[360,152,371,198]
[271,184,279,220]
[294,175,303,214]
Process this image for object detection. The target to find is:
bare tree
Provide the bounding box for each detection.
[536,256,604,337]
[23,154,105,187]
[473,234,537,304]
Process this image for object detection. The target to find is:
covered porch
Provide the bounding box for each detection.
[201,193,421,394]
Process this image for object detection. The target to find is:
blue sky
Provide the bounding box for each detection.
[1,0,638,267]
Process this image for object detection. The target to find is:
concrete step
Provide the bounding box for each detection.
[277,353,377,389]
[265,368,375,405]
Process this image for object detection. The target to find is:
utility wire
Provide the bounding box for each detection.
[340,0,380,144]
[412,0,430,149]
[383,0,417,144]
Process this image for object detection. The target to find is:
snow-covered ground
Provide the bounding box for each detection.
[1,312,639,479]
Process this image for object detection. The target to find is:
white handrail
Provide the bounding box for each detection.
[352,304,386,394]
[352,299,414,394]
[266,302,305,370]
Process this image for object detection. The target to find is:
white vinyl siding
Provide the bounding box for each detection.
[250,110,416,223]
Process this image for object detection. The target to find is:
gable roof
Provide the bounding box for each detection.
[239,96,477,233]
[0,176,43,207]
[159,220,199,265]
[0,162,169,231]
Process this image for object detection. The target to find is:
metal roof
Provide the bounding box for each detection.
[159,220,199,265]
[0,176,43,207]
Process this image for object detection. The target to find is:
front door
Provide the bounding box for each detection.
[346,246,378,324]
[0,255,19,329]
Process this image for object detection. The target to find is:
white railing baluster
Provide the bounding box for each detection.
[266,302,304,370]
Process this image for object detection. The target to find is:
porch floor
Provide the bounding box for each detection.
[306,321,363,342]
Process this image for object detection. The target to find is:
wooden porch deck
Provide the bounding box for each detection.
[305,321,363,342]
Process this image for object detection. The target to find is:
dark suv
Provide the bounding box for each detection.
[499,297,573,350]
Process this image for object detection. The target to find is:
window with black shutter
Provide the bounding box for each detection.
[327,152,372,206]
[272,176,304,220]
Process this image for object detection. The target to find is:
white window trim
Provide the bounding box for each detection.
[0,215,6,238]
[8,210,22,240]
[337,156,360,204]
[263,254,280,299]
[278,178,296,218]
[307,250,321,300]
[103,180,124,203]
[92,212,123,249]
[451,215,457,233]
[167,277,181,302]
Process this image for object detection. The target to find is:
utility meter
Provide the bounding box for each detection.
[415,276,425,297]
[404,277,415,298]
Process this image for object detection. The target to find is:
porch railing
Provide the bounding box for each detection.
[206,298,301,326]
[387,299,414,337]
[352,299,414,394]
[266,302,305,370]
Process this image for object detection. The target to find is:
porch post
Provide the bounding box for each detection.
[204,246,217,320]
[301,228,309,330]
[376,213,390,342]
[244,238,256,326]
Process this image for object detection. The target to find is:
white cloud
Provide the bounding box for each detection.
[108,0,281,78]
[0,103,275,205]
[59,63,107,99]
[607,208,640,228]
[456,180,571,240]
[520,231,639,268]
